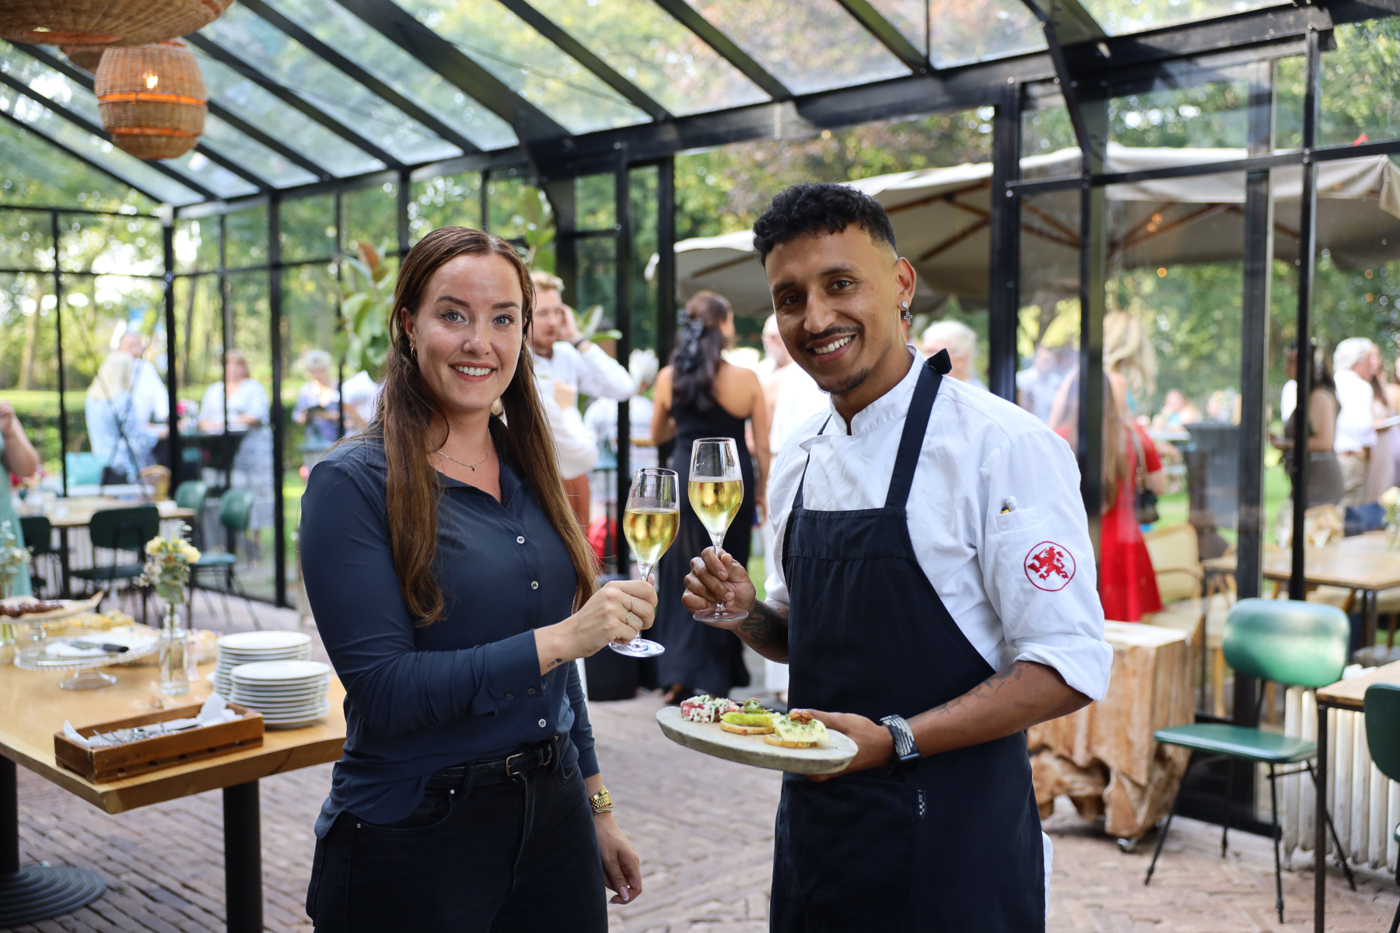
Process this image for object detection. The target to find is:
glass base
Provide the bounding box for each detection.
[60,669,117,690]
[607,637,666,658]
[693,607,749,623]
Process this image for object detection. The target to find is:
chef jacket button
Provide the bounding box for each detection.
[538,718,547,728]
[504,692,514,700]
[530,581,539,590]
[517,536,525,544]
[527,687,536,695]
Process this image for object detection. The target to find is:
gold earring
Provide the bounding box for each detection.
[491,398,504,416]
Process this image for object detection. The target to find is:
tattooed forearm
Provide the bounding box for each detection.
[738,601,789,654]
[908,661,1090,758]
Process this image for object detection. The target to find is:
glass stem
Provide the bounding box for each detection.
[711,533,727,610]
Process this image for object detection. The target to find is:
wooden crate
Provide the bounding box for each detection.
[54,702,264,782]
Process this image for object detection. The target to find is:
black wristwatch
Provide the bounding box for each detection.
[879,714,921,764]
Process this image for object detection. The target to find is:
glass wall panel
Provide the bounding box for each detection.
[576,174,615,232]
[1076,0,1283,37]
[396,0,650,133]
[281,194,336,263]
[0,211,53,271]
[487,176,550,253]
[1109,78,1251,149]
[409,172,481,243]
[226,205,269,269]
[266,0,518,151]
[527,0,768,115]
[576,236,617,333]
[173,275,224,406]
[175,218,221,275]
[343,184,398,256]
[201,4,461,165]
[57,214,161,276]
[867,0,1046,68]
[689,0,910,94]
[630,165,659,357]
[1317,20,1400,147]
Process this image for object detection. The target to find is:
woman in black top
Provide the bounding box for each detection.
[650,291,770,703]
[1272,343,1344,507]
[300,227,655,931]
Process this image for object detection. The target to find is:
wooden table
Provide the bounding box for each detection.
[1203,537,1400,649]
[37,498,196,598]
[1313,660,1400,932]
[0,652,344,930]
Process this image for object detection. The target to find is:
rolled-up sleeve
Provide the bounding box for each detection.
[978,431,1113,701]
[300,461,544,736]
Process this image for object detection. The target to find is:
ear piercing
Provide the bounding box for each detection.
[900,301,913,324]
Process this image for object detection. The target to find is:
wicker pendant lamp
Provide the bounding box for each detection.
[62,45,105,74]
[0,0,234,47]
[95,40,207,160]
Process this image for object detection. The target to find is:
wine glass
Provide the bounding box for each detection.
[609,468,677,658]
[688,438,748,623]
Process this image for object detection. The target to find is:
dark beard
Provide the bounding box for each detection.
[818,365,872,397]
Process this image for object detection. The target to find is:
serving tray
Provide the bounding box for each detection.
[656,706,857,775]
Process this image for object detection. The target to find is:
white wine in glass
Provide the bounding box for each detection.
[611,468,677,658]
[689,437,748,623]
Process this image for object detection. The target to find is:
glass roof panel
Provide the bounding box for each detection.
[200,4,460,164]
[193,52,385,177]
[397,0,651,133]
[690,0,911,95]
[0,118,154,211]
[195,114,317,188]
[1077,0,1284,36]
[867,0,1046,67]
[525,0,768,115]
[262,0,518,151]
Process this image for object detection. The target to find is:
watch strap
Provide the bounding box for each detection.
[879,714,920,764]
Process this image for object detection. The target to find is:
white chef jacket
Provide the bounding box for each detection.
[531,342,634,401]
[1334,368,1377,453]
[764,346,1112,704]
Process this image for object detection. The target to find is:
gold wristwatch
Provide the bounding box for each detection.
[589,786,614,815]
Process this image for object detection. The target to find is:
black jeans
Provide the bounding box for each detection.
[307,745,606,932]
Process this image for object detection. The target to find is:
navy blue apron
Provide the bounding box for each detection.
[771,353,1045,933]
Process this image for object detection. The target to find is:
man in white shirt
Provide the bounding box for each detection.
[118,332,169,431]
[1017,345,1063,423]
[1333,336,1380,506]
[684,183,1110,932]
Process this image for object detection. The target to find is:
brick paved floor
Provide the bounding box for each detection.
[7,607,1399,932]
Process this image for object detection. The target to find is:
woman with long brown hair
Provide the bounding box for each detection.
[300,227,653,930]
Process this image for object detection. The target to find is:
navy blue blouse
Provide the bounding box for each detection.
[299,436,597,836]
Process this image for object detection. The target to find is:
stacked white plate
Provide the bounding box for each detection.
[228,660,332,728]
[213,631,312,698]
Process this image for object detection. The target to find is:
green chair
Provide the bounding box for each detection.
[18,514,52,597]
[1145,597,1356,922]
[173,480,208,548]
[188,488,259,628]
[71,506,160,623]
[1364,683,1400,933]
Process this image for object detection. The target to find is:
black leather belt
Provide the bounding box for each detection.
[427,736,561,788]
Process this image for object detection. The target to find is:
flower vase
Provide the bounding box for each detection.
[158,602,190,696]
[1388,523,1400,551]
[0,573,16,647]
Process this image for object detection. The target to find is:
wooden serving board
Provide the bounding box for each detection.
[0,592,103,621]
[656,706,858,775]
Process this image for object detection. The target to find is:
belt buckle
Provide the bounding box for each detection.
[505,751,528,777]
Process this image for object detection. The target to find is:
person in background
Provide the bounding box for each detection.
[584,349,660,477]
[198,350,274,530]
[1152,389,1200,430]
[340,370,379,434]
[86,352,158,483]
[0,400,38,596]
[299,226,649,929]
[1367,344,1398,500]
[118,331,169,447]
[1386,358,1400,486]
[920,319,984,388]
[529,272,633,524]
[758,313,789,429]
[1016,345,1062,423]
[1103,311,1156,416]
[1271,344,1343,507]
[651,291,770,705]
[293,349,342,449]
[1333,336,1380,506]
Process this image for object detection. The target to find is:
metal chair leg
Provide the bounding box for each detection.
[1306,761,1358,891]
[1146,758,1194,885]
[1390,858,1400,933]
[1269,764,1283,923]
[1222,759,1233,858]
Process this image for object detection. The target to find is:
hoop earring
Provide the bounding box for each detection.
[409,342,418,361]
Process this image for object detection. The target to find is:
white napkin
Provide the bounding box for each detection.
[47,643,108,659]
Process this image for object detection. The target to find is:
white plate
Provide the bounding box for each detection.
[230,660,331,682]
[232,695,326,708]
[231,685,328,697]
[217,631,311,651]
[265,713,330,730]
[260,704,331,719]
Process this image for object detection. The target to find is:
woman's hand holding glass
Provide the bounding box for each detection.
[535,579,657,673]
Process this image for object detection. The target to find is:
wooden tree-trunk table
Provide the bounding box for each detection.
[1028,621,1195,842]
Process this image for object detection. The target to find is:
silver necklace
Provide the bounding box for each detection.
[434,437,493,472]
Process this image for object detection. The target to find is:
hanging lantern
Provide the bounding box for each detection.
[61,45,105,74]
[95,40,206,161]
[0,0,234,48]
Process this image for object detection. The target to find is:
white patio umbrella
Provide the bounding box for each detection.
[672,145,1400,317]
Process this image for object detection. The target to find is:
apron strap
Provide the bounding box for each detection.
[883,351,949,510]
[792,416,833,511]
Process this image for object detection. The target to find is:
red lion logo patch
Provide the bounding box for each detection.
[1024,541,1075,592]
